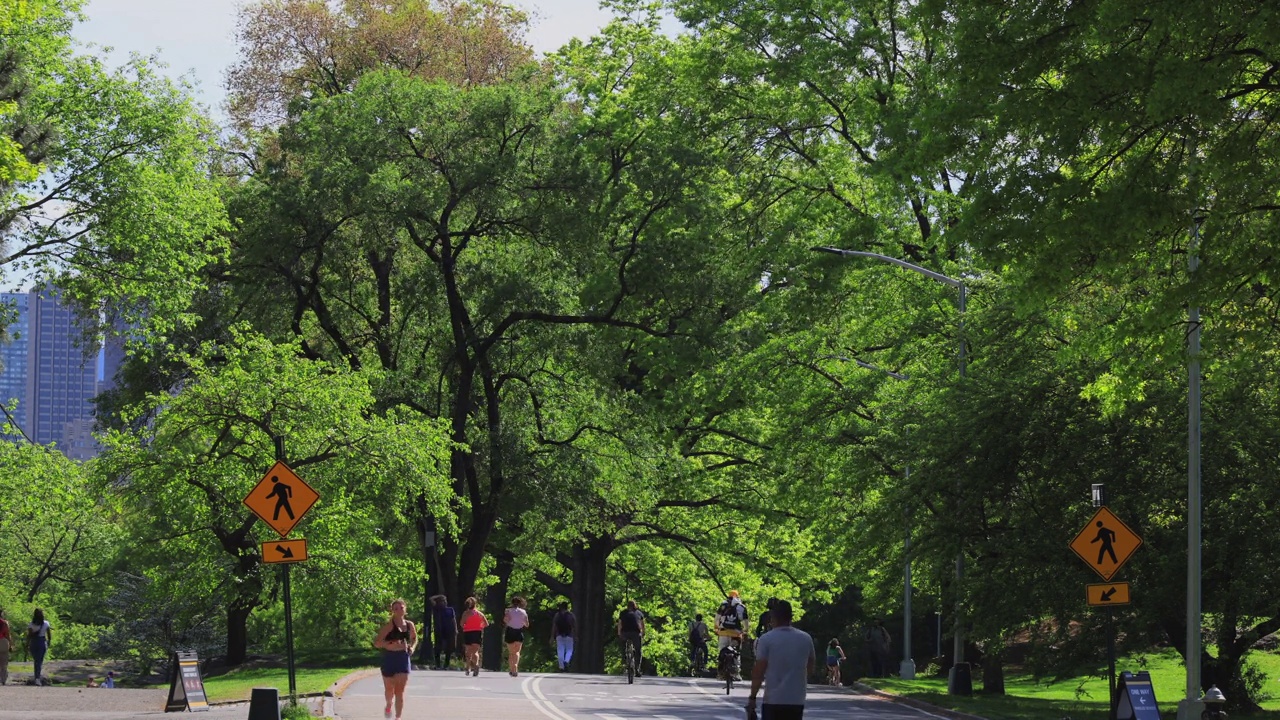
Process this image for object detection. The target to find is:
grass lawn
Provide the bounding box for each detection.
[862,648,1280,719]
[198,665,370,703]
[156,650,376,703]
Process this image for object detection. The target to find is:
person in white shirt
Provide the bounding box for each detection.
[747,600,815,720]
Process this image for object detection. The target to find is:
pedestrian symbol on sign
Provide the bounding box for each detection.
[266,475,294,521]
[1091,521,1117,564]
[1070,507,1142,581]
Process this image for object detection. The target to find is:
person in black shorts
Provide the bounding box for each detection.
[616,600,645,676]
[373,599,417,720]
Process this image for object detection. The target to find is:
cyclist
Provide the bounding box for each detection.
[714,591,749,679]
[616,600,645,677]
[688,613,710,674]
[826,638,847,685]
[717,633,742,685]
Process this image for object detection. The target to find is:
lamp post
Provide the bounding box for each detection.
[822,354,914,678]
[1177,217,1204,720]
[812,246,971,694]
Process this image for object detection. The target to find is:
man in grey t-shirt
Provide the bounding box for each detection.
[747,600,815,720]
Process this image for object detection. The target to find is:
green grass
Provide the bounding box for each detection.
[198,665,370,703]
[862,649,1280,719]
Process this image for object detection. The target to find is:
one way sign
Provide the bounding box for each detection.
[262,538,308,564]
[1086,582,1131,606]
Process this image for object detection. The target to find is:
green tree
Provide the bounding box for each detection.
[0,0,225,334]
[99,333,452,664]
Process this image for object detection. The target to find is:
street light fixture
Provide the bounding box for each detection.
[812,245,972,694]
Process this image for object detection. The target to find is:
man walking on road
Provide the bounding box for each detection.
[747,600,815,720]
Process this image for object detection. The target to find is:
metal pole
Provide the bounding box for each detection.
[284,564,297,702]
[1181,223,1203,719]
[1108,608,1117,720]
[274,435,297,703]
[949,282,969,693]
[901,436,915,679]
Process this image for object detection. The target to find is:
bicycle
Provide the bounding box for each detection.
[690,641,708,677]
[623,636,640,684]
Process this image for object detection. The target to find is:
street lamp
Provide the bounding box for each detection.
[812,246,971,694]
[821,354,914,678]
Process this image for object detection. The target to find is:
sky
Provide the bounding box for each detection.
[72,0,621,117]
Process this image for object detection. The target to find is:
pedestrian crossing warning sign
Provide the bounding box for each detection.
[243,461,319,538]
[1070,506,1142,581]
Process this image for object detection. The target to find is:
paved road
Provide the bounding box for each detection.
[336,669,952,720]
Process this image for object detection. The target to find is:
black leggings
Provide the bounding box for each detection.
[434,634,456,668]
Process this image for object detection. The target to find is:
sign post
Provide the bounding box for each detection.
[1072,507,1143,719]
[243,437,319,705]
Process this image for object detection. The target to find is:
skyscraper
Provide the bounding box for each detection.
[0,290,108,460]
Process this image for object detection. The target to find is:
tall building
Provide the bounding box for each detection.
[0,290,108,460]
[0,293,31,437]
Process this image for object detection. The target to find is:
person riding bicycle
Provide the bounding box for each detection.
[688,613,710,674]
[616,600,645,677]
[714,591,749,679]
[717,633,743,682]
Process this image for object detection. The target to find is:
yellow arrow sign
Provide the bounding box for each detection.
[1086,582,1131,606]
[262,538,309,564]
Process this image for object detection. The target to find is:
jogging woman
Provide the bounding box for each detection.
[460,597,488,676]
[373,599,416,720]
[503,596,529,676]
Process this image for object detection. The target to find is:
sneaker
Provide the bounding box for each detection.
[384,706,393,719]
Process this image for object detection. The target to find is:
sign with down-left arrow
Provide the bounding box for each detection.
[262,538,308,564]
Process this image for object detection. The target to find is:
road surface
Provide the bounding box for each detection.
[336,668,953,720]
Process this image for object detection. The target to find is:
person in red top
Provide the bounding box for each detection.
[0,607,11,685]
[460,597,488,676]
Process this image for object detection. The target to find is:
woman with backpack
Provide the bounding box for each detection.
[430,595,458,670]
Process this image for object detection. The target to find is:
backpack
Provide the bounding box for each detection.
[718,601,747,630]
[554,611,574,636]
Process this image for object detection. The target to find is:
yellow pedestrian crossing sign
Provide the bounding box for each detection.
[1070,507,1142,581]
[243,461,319,538]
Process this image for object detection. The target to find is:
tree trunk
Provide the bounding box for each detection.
[570,537,615,674]
[225,599,252,666]
[980,648,1005,695]
[482,550,515,671]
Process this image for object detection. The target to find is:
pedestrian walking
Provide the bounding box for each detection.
[431,595,458,670]
[746,600,815,720]
[26,608,52,681]
[0,608,11,685]
[503,596,529,676]
[864,619,891,678]
[373,598,417,720]
[460,597,488,676]
[551,602,576,671]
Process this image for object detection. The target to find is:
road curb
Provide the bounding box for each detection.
[850,681,989,720]
[329,667,380,698]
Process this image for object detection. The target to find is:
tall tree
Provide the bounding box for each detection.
[98,333,452,664]
[0,0,225,334]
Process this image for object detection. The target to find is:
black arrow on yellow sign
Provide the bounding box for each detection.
[1086,582,1130,606]
[262,538,308,564]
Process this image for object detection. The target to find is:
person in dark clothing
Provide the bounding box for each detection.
[430,595,458,670]
[616,600,645,676]
[551,602,576,671]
